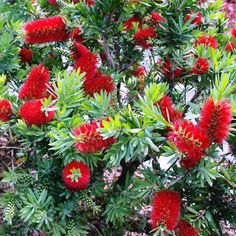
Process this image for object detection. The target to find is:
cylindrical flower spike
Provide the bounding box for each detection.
[150,190,181,231]
[23,16,69,44]
[198,98,232,144]
[0,99,12,122]
[18,64,50,101]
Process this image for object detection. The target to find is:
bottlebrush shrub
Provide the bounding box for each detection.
[62,161,90,191]
[23,16,69,44]
[0,99,12,122]
[1,0,236,235]
[18,64,51,100]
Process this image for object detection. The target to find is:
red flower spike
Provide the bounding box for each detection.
[132,66,146,77]
[23,16,69,44]
[225,41,235,52]
[168,120,210,169]
[70,28,83,42]
[154,95,183,123]
[19,99,55,126]
[73,42,98,80]
[198,98,232,144]
[133,27,156,49]
[18,64,50,101]
[150,190,181,231]
[0,99,12,122]
[72,119,116,154]
[176,220,199,236]
[196,35,218,49]
[124,16,142,31]
[83,71,114,97]
[72,0,94,6]
[62,161,90,191]
[231,28,236,38]
[161,60,183,80]
[151,12,166,23]
[184,13,203,27]
[48,0,58,6]
[191,58,209,75]
[19,48,33,64]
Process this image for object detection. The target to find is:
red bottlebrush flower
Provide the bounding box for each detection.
[48,0,58,5]
[0,99,12,122]
[62,161,90,191]
[231,28,236,38]
[168,120,210,169]
[225,41,235,52]
[18,64,50,100]
[19,99,55,126]
[132,66,146,77]
[124,16,142,31]
[198,98,232,144]
[83,71,114,96]
[19,48,33,64]
[23,16,69,44]
[72,119,116,154]
[72,0,94,6]
[73,42,98,80]
[196,35,218,49]
[133,27,156,49]
[70,28,83,42]
[151,12,166,23]
[176,220,199,236]
[150,190,181,231]
[184,13,203,27]
[191,58,209,75]
[154,95,182,123]
[161,60,183,79]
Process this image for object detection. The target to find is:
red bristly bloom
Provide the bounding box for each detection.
[133,26,156,49]
[19,99,55,126]
[151,12,166,23]
[73,42,98,80]
[231,28,236,38]
[70,28,83,42]
[161,60,183,79]
[48,0,58,6]
[83,71,114,97]
[225,41,235,52]
[150,190,181,231]
[154,96,183,123]
[198,98,232,144]
[184,13,203,27]
[124,16,142,31]
[18,64,50,100]
[0,99,12,122]
[72,119,116,154]
[62,161,90,191]
[23,16,69,44]
[168,120,210,169]
[132,66,146,77]
[176,220,199,236]
[72,0,94,6]
[19,48,33,64]
[196,35,218,49]
[191,58,209,75]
